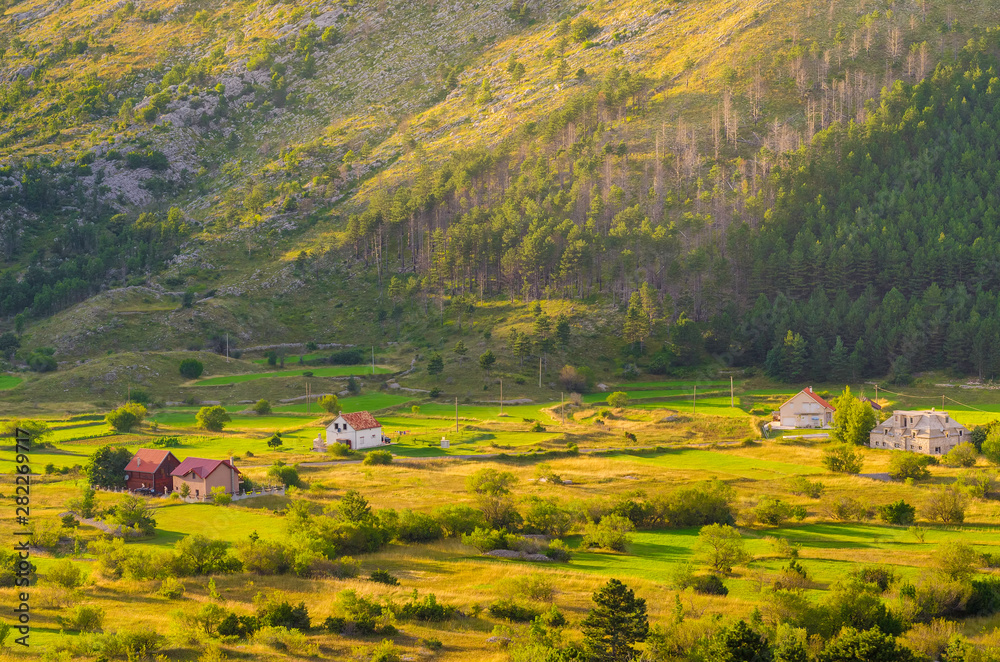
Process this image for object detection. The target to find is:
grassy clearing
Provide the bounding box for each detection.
[0,374,23,389]
[193,365,393,386]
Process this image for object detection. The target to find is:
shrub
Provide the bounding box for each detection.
[179,359,204,379]
[662,480,737,527]
[157,577,185,599]
[328,442,351,457]
[508,573,555,602]
[571,16,600,42]
[47,559,84,589]
[211,486,233,506]
[692,574,728,596]
[369,569,399,585]
[923,487,968,523]
[398,593,456,621]
[545,539,572,562]
[218,612,260,638]
[489,599,539,622]
[788,476,824,498]
[832,496,873,521]
[877,500,916,525]
[268,463,301,487]
[323,616,346,633]
[889,452,932,481]
[434,504,485,536]
[395,509,444,543]
[583,514,633,551]
[850,565,899,593]
[363,450,393,465]
[252,399,272,415]
[462,527,508,552]
[61,605,104,632]
[753,497,805,526]
[823,444,863,474]
[329,349,364,364]
[256,597,310,630]
[942,442,978,468]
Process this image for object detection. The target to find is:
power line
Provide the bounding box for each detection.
[870,386,997,415]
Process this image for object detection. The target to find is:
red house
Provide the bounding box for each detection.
[124,449,181,495]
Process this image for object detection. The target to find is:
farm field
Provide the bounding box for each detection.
[10,375,1000,660]
[192,365,393,386]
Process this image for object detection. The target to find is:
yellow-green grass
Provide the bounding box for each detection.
[274,392,417,413]
[129,502,287,551]
[192,365,393,386]
[603,449,821,480]
[0,374,23,390]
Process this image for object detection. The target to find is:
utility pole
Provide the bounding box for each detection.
[561,392,565,422]
[499,378,503,416]
[942,394,945,409]
[455,397,459,434]
[875,383,878,401]
[306,382,311,415]
[731,376,734,407]
[371,346,375,375]
[693,384,697,415]
[539,357,542,388]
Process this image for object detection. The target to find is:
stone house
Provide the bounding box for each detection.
[869,409,970,456]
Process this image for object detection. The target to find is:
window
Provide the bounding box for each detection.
[934,447,941,453]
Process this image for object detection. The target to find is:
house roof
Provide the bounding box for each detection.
[862,396,883,411]
[779,387,835,411]
[338,411,381,431]
[125,449,179,473]
[170,457,241,480]
[874,410,968,434]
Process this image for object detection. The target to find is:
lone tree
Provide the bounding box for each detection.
[196,406,231,432]
[831,386,877,446]
[581,578,649,662]
[478,350,496,377]
[607,392,630,410]
[694,524,749,574]
[106,403,147,432]
[427,353,444,376]
[317,394,341,414]
[252,399,272,415]
[179,358,204,379]
[87,446,133,489]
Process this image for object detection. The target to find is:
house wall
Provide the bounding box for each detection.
[173,468,240,496]
[173,475,207,497]
[778,393,832,428]
[354,427,383,449]
[126,467,173,493]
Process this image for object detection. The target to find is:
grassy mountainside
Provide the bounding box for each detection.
[3,0,1000,379]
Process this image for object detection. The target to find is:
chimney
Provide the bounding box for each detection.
[136,458,141,467]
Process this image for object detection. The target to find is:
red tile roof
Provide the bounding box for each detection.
[125,449,179,473]
[170,457,241,480]
[340,411,380,431]
[779,387,836,411]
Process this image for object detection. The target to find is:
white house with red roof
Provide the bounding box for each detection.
[776,387,836,429]
[325,411,388,450]
[171,457,242,497]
